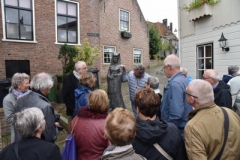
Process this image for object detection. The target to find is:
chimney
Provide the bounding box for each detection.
[170,22,172,31]
[163,19,167,27]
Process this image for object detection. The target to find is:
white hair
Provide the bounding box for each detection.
[30,72,53,90]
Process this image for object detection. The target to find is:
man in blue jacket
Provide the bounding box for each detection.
[160,54,193,137]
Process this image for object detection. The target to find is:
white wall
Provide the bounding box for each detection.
[178,0,240,79]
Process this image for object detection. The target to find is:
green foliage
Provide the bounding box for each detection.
[58,44,78,76]
[183,0,220,11]
[149,25,161,59]
[161,41,170,51]
[73,38,101,66]
[58,39,100,76]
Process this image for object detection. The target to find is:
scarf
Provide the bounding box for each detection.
[73,70,80,80]
[12,89,31,99]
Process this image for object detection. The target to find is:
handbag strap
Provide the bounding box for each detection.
[153,143,173,160]
[71,117,79,134]
[215,108,229,160]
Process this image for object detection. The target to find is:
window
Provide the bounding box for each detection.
[134,49,142,64]
[3,0,33,40]
[57,0,78,43]
[196,43,213,79]
[103,46,116,64]
[119,9,129,31]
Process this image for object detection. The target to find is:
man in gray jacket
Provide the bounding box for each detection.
[14,72,59,143]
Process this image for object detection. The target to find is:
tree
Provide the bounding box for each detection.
[149,25,161,59]
[73,38,101,66]
[58,44,78,76]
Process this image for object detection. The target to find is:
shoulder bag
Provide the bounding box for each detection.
[61,117,79,160]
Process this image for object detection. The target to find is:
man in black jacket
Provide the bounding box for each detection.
[203,69,232,109]
[62,61,87,117]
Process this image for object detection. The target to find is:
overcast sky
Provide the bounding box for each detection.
[137,0,178,33]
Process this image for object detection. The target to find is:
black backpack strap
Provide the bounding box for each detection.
[215,108,229,160]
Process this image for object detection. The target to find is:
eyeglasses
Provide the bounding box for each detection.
[184,91,198,99]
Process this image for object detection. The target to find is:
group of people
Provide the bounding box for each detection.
[1,72,62,159]
[1,53,240,159]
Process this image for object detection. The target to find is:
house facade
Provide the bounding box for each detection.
[0,0,149,80]
[178,0,240,79]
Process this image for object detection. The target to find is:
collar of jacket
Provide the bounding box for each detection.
[168,71,183,82]
[188,102,216,120]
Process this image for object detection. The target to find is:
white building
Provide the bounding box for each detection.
[178,0,240,79]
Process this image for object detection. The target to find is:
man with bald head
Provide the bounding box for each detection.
[161,54,193,137]
[203,69,232,109]
[184,79,240,160]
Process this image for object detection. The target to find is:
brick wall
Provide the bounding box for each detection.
[99,0,150,77]
[0,0,149,82]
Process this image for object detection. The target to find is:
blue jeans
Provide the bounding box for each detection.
[131,101,138,119]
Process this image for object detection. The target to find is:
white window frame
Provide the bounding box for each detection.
[55,0,80,45]
[133,48,142,64]
[196,43,213,79]
[1,0,37,43]
[119,9,130,32]
[103,45,116,64]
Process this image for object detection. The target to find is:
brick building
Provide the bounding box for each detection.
[0,0,149,80]
[0,0,149,143]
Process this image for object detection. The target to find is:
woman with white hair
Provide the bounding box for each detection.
[3,73,30,143]
[0,107,62,160]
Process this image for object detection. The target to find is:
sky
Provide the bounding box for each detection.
[137,0,178,34]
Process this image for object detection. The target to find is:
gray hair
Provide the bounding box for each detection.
[14,107,45,138]
[133,64,145,73]
[11,73,30,89]
[164,54,181,69]
[75,61,86,70]
[30,72,53,90]
[188,79,214,103]
[228,66,239,75]
[148,76,159,89]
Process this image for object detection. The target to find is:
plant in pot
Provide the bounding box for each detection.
[120,30,132,39]
[183,0,220,11]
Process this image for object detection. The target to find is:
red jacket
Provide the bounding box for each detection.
[71,108,108,160]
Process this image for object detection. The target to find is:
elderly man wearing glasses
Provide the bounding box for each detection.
[184,79,240,160]
[161,54,193,138]
[203,69,232,109]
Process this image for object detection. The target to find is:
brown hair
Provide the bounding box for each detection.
[79,72,96,89]
[105,108,136,146]
[135,88,160,118]
[88,89,109,114]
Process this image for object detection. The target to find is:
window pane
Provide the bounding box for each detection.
[68,30,76,43]
[104,46,115,63]
[19,0,31,9]
[58,29,67,42]
[5,0,18,6]
[58,1,66,14]
[205,45,212,57]
[20,10,32,25]
[68,3,76,16]
[206,58,212,69]
[57,16,67,29]
[197,46,204,57]
[6,8,18,23]
[6,23,19,38]
[20,25,32,40]
[198,58,204,69]
[68,17,77,30]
